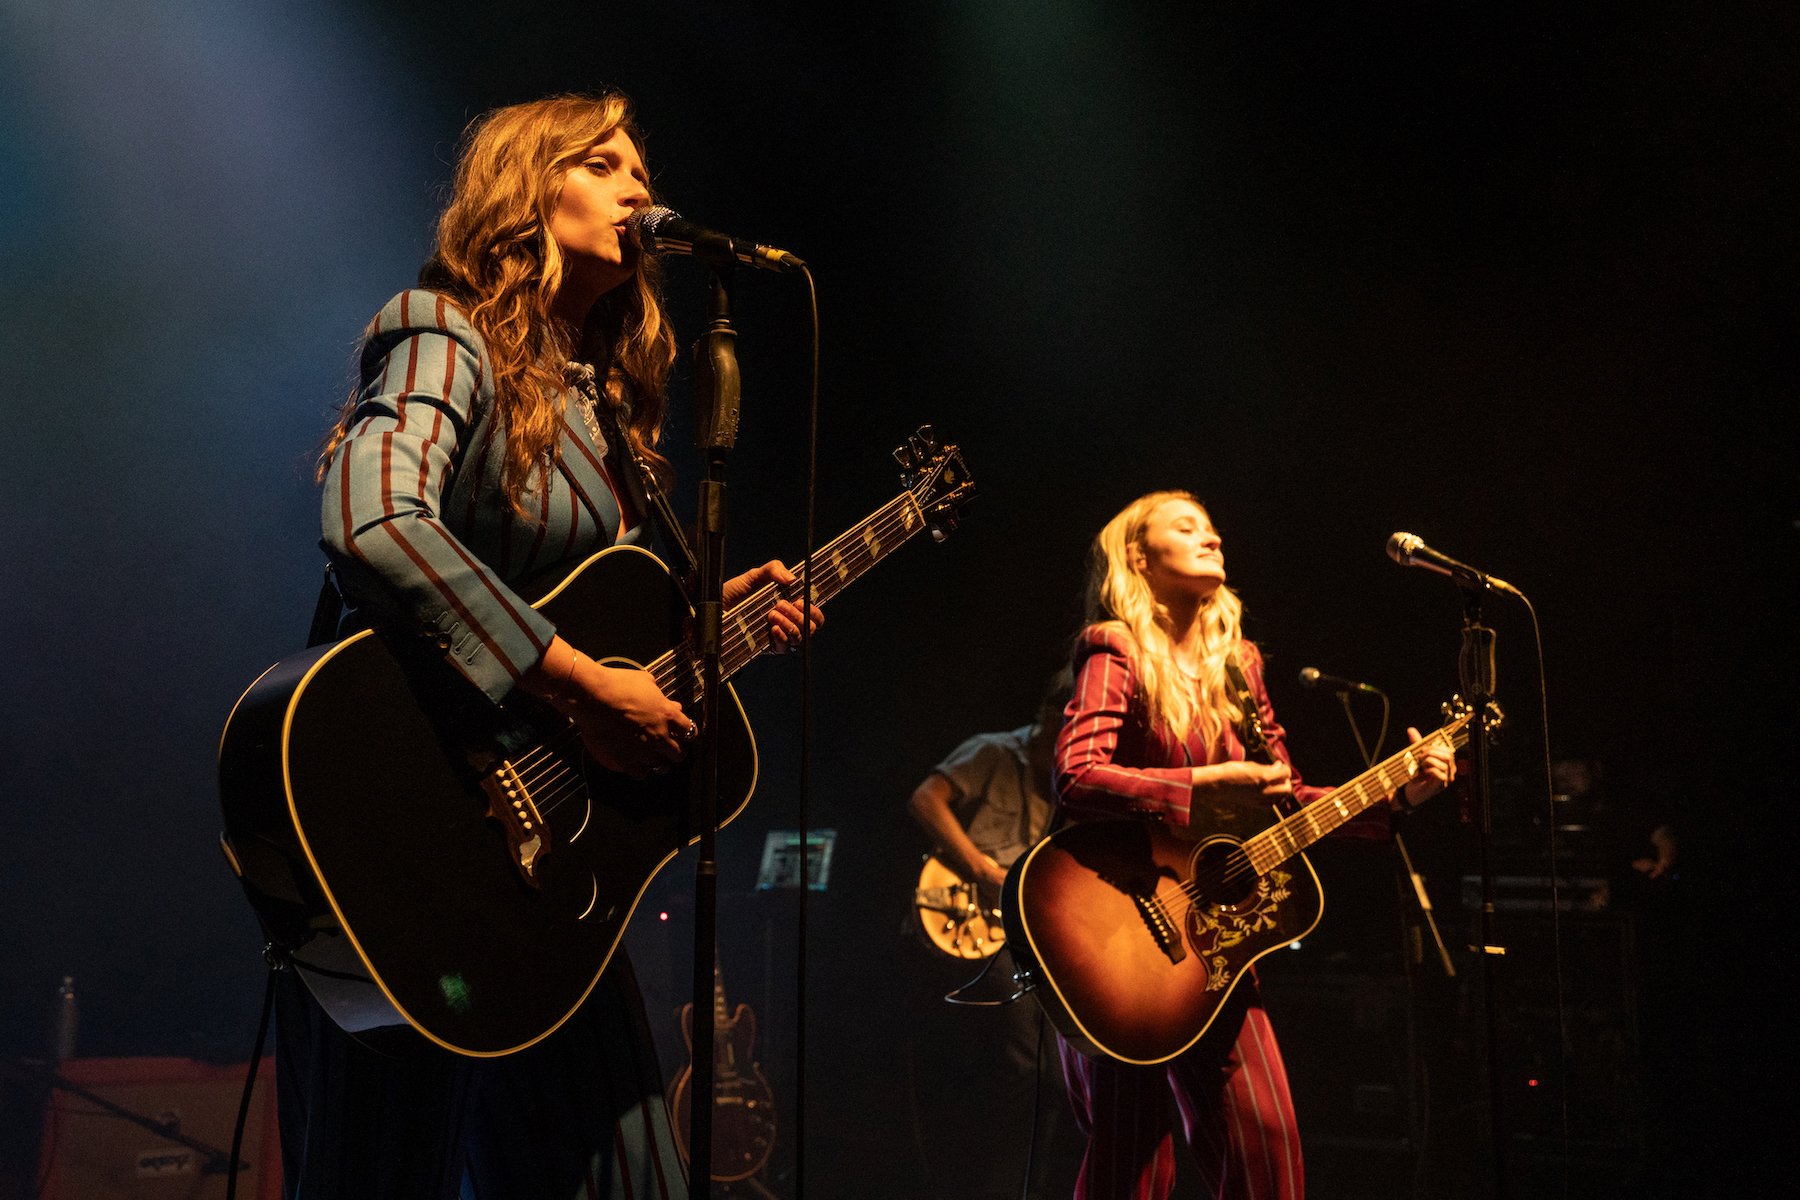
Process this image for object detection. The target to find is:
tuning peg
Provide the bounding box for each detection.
[892,443,918,471]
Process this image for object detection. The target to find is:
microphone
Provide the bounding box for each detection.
[1298,667,1382,695]
[627,205,805,273]
[1385,532,1520,596]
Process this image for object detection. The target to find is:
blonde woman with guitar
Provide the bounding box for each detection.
[1025,492,1455,1200]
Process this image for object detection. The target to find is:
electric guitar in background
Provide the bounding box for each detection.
[1002,699,1496,1065]
[217,429,974,1057]
[913,855,1005,959]
[668,954,778,1184]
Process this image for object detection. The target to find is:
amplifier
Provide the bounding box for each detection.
[1254,971,1420,1152]
[1460,873,1611,914]
[35,1057,279,1200]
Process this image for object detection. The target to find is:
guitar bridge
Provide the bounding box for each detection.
[1134,891,1187,965]
[480,760,548,886]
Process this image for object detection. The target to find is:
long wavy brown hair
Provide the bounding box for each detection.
[320,92,676,511]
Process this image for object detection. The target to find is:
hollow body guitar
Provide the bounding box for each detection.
[669,955,777,1182]
[1002,704,1477,1065]
[217,431,973,1057]
[913,855,1005,959]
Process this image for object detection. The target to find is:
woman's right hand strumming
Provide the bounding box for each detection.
[519,636,697,778]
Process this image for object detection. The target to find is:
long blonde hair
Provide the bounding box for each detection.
[1083,490,1246,746]
[321,92,676,511]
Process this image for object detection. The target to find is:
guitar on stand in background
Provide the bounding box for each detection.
[668,952,779,1197]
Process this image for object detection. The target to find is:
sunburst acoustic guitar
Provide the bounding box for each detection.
[1002,699,1492,1065]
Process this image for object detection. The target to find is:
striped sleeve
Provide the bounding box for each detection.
[1055,625,1196,824]
[320,290,554,703]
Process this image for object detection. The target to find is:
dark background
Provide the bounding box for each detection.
[2,1,1792,1196]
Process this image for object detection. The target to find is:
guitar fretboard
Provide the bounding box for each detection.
[1241,712,1474,876]
[646,490,928,695]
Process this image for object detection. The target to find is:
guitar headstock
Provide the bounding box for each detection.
[893,425,976,542]
[1441,695,1506,735]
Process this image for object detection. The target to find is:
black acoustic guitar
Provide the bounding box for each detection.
[218,429,974,1057]
[1002,700,1488,1065]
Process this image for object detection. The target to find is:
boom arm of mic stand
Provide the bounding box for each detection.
[1394,832,1456,978]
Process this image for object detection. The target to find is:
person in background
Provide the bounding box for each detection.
[904,674,1076,1199]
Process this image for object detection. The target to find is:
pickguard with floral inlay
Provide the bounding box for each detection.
[1186,867,1294,991]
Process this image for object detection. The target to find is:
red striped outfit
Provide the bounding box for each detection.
[1053,625,1385,1200]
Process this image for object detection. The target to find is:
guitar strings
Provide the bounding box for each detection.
[509,494,927,825]
[1157,729,1468,924]
[1164,730,1463,914]
[1149,725,1469,926]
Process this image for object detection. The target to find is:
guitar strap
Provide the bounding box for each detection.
[585,381,702,595]
[306,565,343,648]
[1224,651,1275,764]
[1225,650,1302,817]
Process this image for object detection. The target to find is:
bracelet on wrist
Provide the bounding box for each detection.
[558,645,582,705]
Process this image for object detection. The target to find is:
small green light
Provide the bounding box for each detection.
[438,973,473,1013]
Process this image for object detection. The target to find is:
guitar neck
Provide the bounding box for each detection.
[1241,713,1473,876]
[647,490,929,692]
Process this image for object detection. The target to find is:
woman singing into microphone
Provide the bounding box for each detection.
[280,92,817,1200]
[1052,491,1454,1200]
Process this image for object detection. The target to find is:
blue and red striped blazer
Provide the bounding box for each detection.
[321,289,640,703]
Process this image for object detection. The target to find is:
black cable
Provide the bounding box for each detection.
[1518,591,1571,1198]
[792,262,821,1200]
[1019,1006,1047,1200]
[224,965,279,1200]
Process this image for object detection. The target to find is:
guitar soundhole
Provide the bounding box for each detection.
[1188,839,1258,912]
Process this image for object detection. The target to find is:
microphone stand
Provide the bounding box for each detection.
[688,266,741,1197]
[1458,584,1506,1197]
[1331,688,1456,977]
